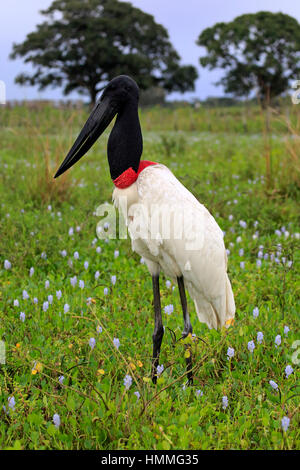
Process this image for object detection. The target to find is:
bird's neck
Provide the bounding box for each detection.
[107,99,143,181]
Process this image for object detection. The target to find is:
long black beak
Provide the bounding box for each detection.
[54,96,117,178]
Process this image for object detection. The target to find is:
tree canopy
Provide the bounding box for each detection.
[197,11,300,105]
[10,0,198,103]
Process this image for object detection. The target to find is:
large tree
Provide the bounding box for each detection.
[197,11,300,106]
[10,0,197,104]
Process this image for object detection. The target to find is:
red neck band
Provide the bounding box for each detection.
[113,160,156,189]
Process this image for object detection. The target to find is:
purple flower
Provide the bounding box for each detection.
[240,261,245,270]
[113,337,120,349]
[134,391,140,400]
[22,290,29,300]
[253,307,259,318]
[222,395,228,409]
[157,364,164,376]
[53,413,61,428]
[227,347,235,360]
[56,290,62,300]
[58,375,64,385]
[247,340,255,353]
[43,301,49,312]
[64,303,70,313]
[4,260,11,270]
[284,325,290,336]
[20,312,25,322]
[84,261,89,270]
[95,270,100,280]
[29,267,34,277]
[74,251,79,260]
[196,389,203,397]
[124,375,132,390]
[257,332,264,344]
[8,396,16,411]
[269,380,278,391]
[103,287,109,295]
[79,280,84,289]
[285,365,293,378]
[275,335,281,348]
[114,250,119,258]
[45,280,50,289]
[13,299,19,307]
[164,304,174,315]
[281,416,290,432]
[89,337,96,350]
[111,275,116,286]
[70,276,77,287]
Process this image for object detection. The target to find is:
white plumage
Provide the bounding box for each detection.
[113,163,235,330]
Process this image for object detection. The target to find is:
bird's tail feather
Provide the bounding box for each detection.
[191,275,235,330]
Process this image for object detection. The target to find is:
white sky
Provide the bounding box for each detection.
[1,0,299,101]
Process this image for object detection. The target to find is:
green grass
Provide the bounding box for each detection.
[0,104,299,450]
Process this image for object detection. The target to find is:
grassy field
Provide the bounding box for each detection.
[0,103,299,450]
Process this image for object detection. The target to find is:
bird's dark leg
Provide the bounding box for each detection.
[151,274,164,384]
[177,276,193,385]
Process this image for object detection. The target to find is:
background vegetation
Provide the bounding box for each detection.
[0,102,299,449]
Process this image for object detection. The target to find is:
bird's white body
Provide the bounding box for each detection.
[113,163,235,329]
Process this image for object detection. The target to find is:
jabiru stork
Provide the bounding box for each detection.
[54,75,235,384]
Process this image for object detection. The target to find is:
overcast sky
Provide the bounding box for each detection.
[1,0,299,102]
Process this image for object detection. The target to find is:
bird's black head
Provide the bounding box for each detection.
[54,75,141,179]
[101,75,139,108]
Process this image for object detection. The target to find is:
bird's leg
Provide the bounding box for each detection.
[177,276,193,385]
[151,275,164,384]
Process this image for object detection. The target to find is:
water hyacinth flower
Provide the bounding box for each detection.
[96,246,102,254]
[239,249,244,257]
[257,332,264,344]
[113,337,120,349]
[236,236,242,243]
[58,375,64,385]
[33,297,38,304]
[20,312,25,322]
[284,325,290,336]
[64,303,70,313]
[70,276,77,287]
[22,290,29,300]
[68,227,74,236]
[103,287,109,295]
[74,251,79,260]
[29,267,34,277]
[60,249,67,257]
[247,340,255,353]
[89,337,96,350]
[53,413,61,428]
[13,299,19,307]
[157,364,164,376]
[8,396,16,411]
[79,280,84,289]
[111,275,116,286]
[56,290,62,300]
[275,335,281,348]
[253,307,259,319]
[96,325,103,334]
[48,295,53,304]
[43,301,49,312]
[227,347,235,360]
[124,374,132,390]
[95,270,100,280]
[256,259,262,268]
[4,260,11,270]
[114,250,119,258]
[45,280,50,289]
[84,261,89,270]
[269,380,278,391]
[240,261,245,270]
[239,220,247,229]
[222,396,228,409]
[281,416,290,432]
[166,280,172,289]
[164,304,174,315]
[285,365,293,378]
